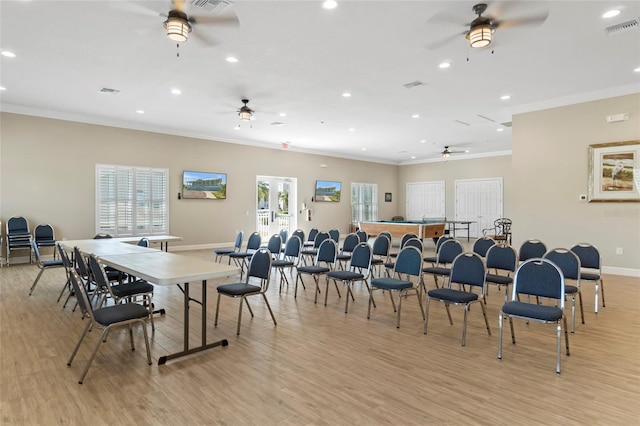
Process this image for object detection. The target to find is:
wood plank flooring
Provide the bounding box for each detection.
[1,248,639,425]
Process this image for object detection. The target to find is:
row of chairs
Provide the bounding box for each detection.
[4,216,57,266]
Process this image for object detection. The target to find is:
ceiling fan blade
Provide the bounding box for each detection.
[494,12,549,29]
[190,30,219,47]
[190,12,239,27]
[424,31,466,50]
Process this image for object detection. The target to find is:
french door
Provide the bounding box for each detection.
[454,178,503,238]
[256,176,297,239]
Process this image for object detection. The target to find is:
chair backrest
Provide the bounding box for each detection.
[69,269,94,321]
[349,242,372,272]
[137,237,150,247]
[234,231,245,250]
[57,243,73,270]
[282,235,302,259]
[279,229,288,245]
[93,233,112,239]
[519,239,547,262]
[485,244,517,273]
[31,239,42,263]
[34,224,55,241]
[341,233,360,254]
[378,231,392,243]
[403,237,423,253]
[328,229,340,242]
[437,239,464,264]
[355,230,368,242]
[495,218,512,236]
[292,229,305,244]
[449,252,486,291]
[544,248,580,281]
[570,243,601,271]
[74,247,90,278]
[400,233,419,248]
[473,236,496,257]
[313,231,330,248]
[246,249,272,290]
[372,234,390,257]
[267,234,282,258]
[88,255,112,294]
[307,228,319,243]
[512,258,565,305]
[393,246,423,278]
[316,239,337,265]
[246,232,262,250]
[7,216,29,235]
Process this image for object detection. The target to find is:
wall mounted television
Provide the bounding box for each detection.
[182,170,227,200]
[314,180,341,202]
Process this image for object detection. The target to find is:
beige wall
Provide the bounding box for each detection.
[0,113,397,249]
[512,93,640,274]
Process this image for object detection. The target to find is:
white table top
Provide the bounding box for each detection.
[115,235,184,245]
[98,251,239,286]
[59,239,158,256]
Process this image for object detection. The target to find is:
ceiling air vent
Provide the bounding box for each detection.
[270,122,285,127]
[501,121,512,128]
[190,0,233,13]
[477,114,495,123]
[98,88,120,94]
[402,80,427,89]
[454,119,471,126]
[604,18,639,35]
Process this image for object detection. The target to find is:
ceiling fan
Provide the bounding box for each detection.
[441,146,467,158]
[426,2,549,50]
[115,0,239,47]
[238,99,254,121]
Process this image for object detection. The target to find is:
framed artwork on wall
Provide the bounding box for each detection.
[385,192,392,202]
[588,140,640,202]
[182,171,227,200]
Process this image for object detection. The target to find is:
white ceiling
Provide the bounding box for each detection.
[1,0,639,165]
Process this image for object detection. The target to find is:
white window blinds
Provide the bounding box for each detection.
[351,183,378,224]
[96,164,169,236]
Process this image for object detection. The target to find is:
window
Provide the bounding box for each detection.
[351,182,378,224]
[96,164,169,236]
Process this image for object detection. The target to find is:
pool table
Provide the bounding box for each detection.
[358,220,446,240]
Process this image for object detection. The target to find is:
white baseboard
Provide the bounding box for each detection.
[603,266,640,278]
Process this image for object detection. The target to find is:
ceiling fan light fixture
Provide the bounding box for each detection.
[442,151,451,159]
[239,110,252,121]
[164,12,192,42]
[468,24,492,48]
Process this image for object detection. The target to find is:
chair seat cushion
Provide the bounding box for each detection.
[215,249,235,255]
[423,266,451,276]
[272,260,294,268]
[301,249,318,256]
[327,270,364,281]
[565,284,578,295]
[297,265,330,275]
[423,256,436,263]
[36,240,56,247]
[428,288,478,304]
[580,272,601,281]
[93,303,150,326]
[336,254,352,261]
[370,258,384,265]
[501,301,563,322]
[229,252,253,259]
[217,283,261,296]
[371,277,412,290]
[485,273,513,285]
[42,259,64,268]
[111,280,154,298]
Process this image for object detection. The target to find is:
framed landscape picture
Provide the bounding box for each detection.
[588,140,640,202]
[182,170,227,200]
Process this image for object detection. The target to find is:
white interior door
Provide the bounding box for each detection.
[455,178,503,238]
[257,176,297,239]
[406,181,445,220]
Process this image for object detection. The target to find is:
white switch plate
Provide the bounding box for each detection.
[616,247,623,255]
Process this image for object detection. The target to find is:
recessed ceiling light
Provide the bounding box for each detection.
[171,88,181,95]
[279,112,287,117]
[322,0,337,10]
[420,139,426,143]
[602,9,621,18]
[0,86,6,91]
[361,148,367,151]
[342,92,351,98]
[634,67,640,73]
[496,128,504,132]
[136,110,145,114]
[234,125,240,130]
[412,114,420,118]
[500,95,511,100]
[348,128,355,132]
[1,51,16,58]
[411,156,416,159]
[226,56,238,63]
[439,62,451,69]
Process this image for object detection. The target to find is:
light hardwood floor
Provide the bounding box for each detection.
[1,248,639,425]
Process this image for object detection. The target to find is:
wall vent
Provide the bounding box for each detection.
[604,18,639,35]
[98,88,120,94]
[190,0,233,13]
[402,80,427,89]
